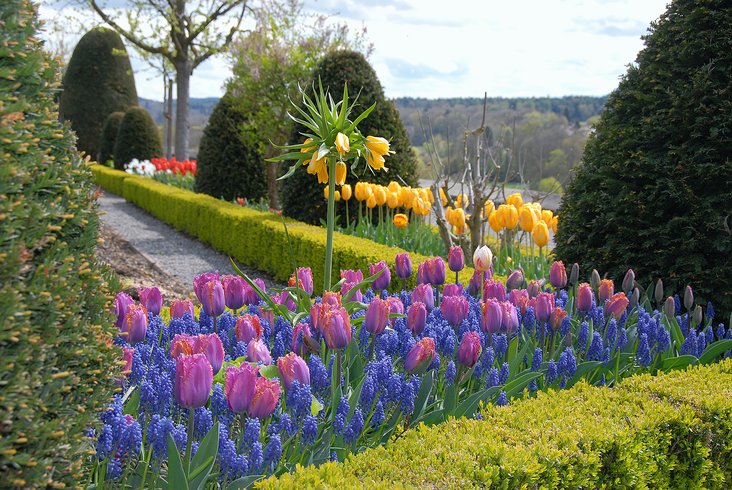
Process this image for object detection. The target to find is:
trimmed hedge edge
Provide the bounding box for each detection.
[261,359,732,488]
[90,164,478,289]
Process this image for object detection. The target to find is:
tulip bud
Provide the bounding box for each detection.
[225,363,258,413]
[138,287,162,316]
[590,269,601,291]
[654,279,664,305]
[693,305,703,327]
[505,269,524,291]
[364,297,390,336]
[457,331,482,368]
[236,314,263,343]
[534,292,554,323]
[277,352,310,391]
[622,269,635,294]
[473,245,493,272]
[321,306,352,349]
[501,301,520,334]
[605,293,629,321]
[569,263,580,286]
[447,246,465,273]
[426,257,447,286]
[200,279,225,318]
[369,261,391,291]
[115,292,134,330]
[221,275,246,311]
[440,295,470,327]
[630,287,640,308]
[407,302,428,334]
[480,299,503,335]
[247,338,272,365]
[527,280,542,298]
[663,296,676,319]
[411,283,435,311]
[405,337,436,374]
[242,279,266,306]
[175,353,213,409]
[576,283,594,313]
[395,252,412,280]
[550,307,567,332]
[341,184,352,201]
[443,283,464,297]
[248,377,281,419]
[122,304,148,344]
[549,261,567,289]
[599,279,614,304]
[684,285,694,311]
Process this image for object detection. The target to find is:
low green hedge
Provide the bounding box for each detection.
[91,164,478,289]
[261,360,732,488]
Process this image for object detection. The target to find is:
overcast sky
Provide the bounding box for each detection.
[39,0,669,101]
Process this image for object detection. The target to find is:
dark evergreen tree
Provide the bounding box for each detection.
[113,106,162,168]
[59,27,138,160]
[98,111,124,165]
[195,96,266,201]
[555,0,732,317]
[281,50,418,224]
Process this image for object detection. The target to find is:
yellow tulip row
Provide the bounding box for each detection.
[324,181,434,216]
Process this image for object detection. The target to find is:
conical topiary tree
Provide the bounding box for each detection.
[113,106,162,169]
[98,111,124,165]
[59,27,138,161]
[555,0,732,318]
[281,50,418,224]
[194,95,267,201]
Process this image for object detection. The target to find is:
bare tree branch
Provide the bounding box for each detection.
[89,0,170,58]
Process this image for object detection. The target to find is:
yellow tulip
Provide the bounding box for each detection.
[398,186,411,207]
[323,186,329,200]
[415,199,430,216]
[341,184,352,201]
[363,184,374,201]
[424,187,435,204]
[354,182,366,201]
[439,187,448,206]
[388,181,401,194]
[366,194,377,209]
[445,206,454,223]
[518,205,536,233]
[506,192,523,209]
[455,193,468,209]
[451,207,466,229]
[500,204,519,230]
[532,221,549,248]
[402,189,415,209]
[387,191,399,209]
[335,132,350,156]
[488,210,502,233]
[542,209,554,226]
[335,161,346,186]
[551,215,559,234]
[483,199,495,218]
[393,213,408,228]
[374,186,387,206]
[334,190,341,201]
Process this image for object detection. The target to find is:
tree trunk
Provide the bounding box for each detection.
[175,60,191,160]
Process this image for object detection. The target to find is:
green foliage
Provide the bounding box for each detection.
[58,26,138,161]
[0,2,119,486]
[281,50,418,224]
[555,0,732,318]
[98,110,124,166]
[194,96,266,201]
[260,360,732,488]
[538,176,564,195]
[113,106,162,169]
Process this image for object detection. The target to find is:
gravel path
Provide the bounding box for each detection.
[97,193,283,290]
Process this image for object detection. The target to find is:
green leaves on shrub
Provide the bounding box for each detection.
[98,110,124,166]
[113,106,163,169]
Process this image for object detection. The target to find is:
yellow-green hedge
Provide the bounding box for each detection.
[260,360,732,488]
[90,164,479,288]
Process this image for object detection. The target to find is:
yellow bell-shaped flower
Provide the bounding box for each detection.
[335,161,347,186]
[335,132,350,156]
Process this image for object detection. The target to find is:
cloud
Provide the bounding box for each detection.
[385,58,466,80]
[573,17,649,37]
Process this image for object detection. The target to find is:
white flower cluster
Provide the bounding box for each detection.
[125,159,156,176]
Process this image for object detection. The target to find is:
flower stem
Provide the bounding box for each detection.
[184,408,195,475]
[323,158,337,293]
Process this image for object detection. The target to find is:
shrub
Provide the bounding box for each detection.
[113,106,163,169]
[0,2,119,486]
[555,0,732,318]
[537,176,563,195]
[281,50,418,224]
[98,110,124,166]
[58,27,138,161]
[194,95,266,201]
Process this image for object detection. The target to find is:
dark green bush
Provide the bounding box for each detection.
[98,110,124,166]
[0,2,119,486]
[194,95,266,201]
[113,106,162,169]
[281,50,418,224]
[58,26,138,161]
[555,0,732,318]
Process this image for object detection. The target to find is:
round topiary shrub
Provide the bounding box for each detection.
[59,27,138,161]
[98,110,124,166]
[281,50,418,224]
[555,0,732,317]
[113,106,163,169]
[195,95,266,201]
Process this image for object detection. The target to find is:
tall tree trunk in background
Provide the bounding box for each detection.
[166,80,173,159]
[175,59,190,160]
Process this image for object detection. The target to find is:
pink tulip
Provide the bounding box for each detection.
[340,269,364,285]
[509,289,530,313]
[457,331,482,368]
[222,275,246,311]
[443,283,464,297]
[198,333,225,374]
[395,252,412,280]
[236,314,263,344]
[534,292,554,323]
[247,338,272,365]
[405,337,435,374]
[201,279,225,318]
[468,270,489,296]
[175,353,213,409]
[386,297,404,326]
[549,307,567,332]
[122,304,147,344]
[321,306,352,349]
[277,353,310,391]
[501,301,519,334]
[369,261,391,291]
[527,280,543,298]
[242,278,266,305]
[115,292,134,330]
[447,246,465,273]
[426,257,446,286]
[289,267,314,296]
[599,279,614,304]
[577,283,594,313]
[606,292,629,320]
[549,261,567,289]
[340,281,362,303]
[170,333,197,358]
[407,302,427,335]
[194,272,219,304]
[170,299,195,320]
[505,270,524,291]
[440,295,470,327]
[480,299,502,335]
[258,306,274,327]
[364,297,390,336]
[248,377,281,419]
[225,363,258,414]
[138,287,162,316]
[483,280,506,302]
[417,261,429,284]
[292,322,312,357]
[411,283,435,311]
[122,346,134,375]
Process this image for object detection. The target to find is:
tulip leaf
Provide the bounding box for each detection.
[166,434,189,490]
[659,354,698,372]
[412,370,434,423]
[665,314,685,354]
[231,258,294,324]
[342,267,384,303]
[227,475,265,490]
[189,421,219,490]
[259,364,279,379]
[122,387,139,416]
[311,395,324,416]
[699,339,732,364]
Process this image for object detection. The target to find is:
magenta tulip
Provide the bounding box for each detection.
[417,261,429,284]
[198,333,224,374]
[236,314,263,344]
[122,304,148,344]
[321,306,352,349]
[411,283,435,311]
[292,322,312,357]
[193,272,219,304]
[577,283,594,313]
[115,292,134,330]
[534,292,554,323]
[340,269,364,285]
[175,353,213,409]
[527,280,542,298]
[122,346,134,375]
[405,337,435,374]
[447,246,465,273]
[340,281,362,303]
[427,257,446,286]
[222,275,246,311]
[170,299,195,319]
[248,377,281,419]
[407,302,428,335]
[242,278,266,306]
[501,301,519,334]
[138,287,162,316]
[508,289,529,309]
[441,295,470,327]
[457,331,482,368]
[386,297,404,326]
[369,261,391,291]
[247,338,272,365]
[606,292,630,320]
[277,353,310,391]
[443,283,464,297]
[200,279,225,318]
[364,297,390,335]
[549,261,568,289]
[480,299,503,335]
[225,363,258,413]
[468,270,489,296]
[258,306,274,327]
[395,252,412,280]
[289,267,314,296]
[483,280,506,302]
[549,307,567,332]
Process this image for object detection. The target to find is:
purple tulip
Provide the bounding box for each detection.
[292,322,312,357]
[122,304,148,344]
[198,333,225,374]
[290,267,314,296]
[242,278,267,306]
[225,363,258,413]
[395,252,412,280]
[405,337,435,374]
[606,292,629,320]
[417,261,429,284]
[170,299,195,319]
[193,272,219,304]
[341,281,363,302]
[549,261,568,289]
[258,306,274,327]
[236,314,263,343]
[483,280,506,302]
[457,331,482,368]
[427,257,446,286]
[247,338,272,365]
[577,283,594,313]
[468,270,488,296]
[364,297,390,336]
[443,283,464,297]
[386,297,404,326]
[248,377,281,419]
[527,280,543,298]
[508,289,530,314]
[622,269,635,294]
[407,302,427,335]
[411,283,435,311]
[340,269,364,285]
[501,301,519,334]
[369,261,391,291]
[175,353,213,409]
[277,352,310,391]
[200,279,225,318]
[115,292,134,330]
[534,292,554,323]
[222,275,246,311]
[505,270,524,291]
[440,295,470,327]
[122,346,134,375]
[321,306,352,349]
[447,246,465,273]
[480,299,503,335]
[138,287,162,316]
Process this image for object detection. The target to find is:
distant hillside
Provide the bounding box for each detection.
[139,97,219,127]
